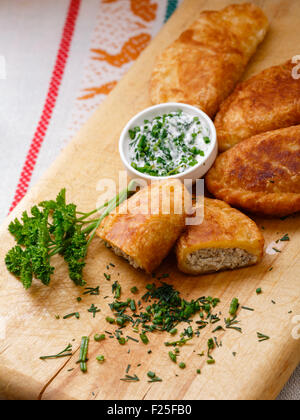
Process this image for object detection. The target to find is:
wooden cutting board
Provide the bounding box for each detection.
[0,0,299,401]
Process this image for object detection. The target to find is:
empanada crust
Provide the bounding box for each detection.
[176,198,264,273]
[206,126,300,217]
[150,3,268,117]
[216,60,300,151]
[97,179,191,273]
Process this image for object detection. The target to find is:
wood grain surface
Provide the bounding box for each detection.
[0,0,299,400]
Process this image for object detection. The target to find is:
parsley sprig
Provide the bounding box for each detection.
[5,183,136,289]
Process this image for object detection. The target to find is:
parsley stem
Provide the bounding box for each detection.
[85,180,137,245]
[48,182,137,256]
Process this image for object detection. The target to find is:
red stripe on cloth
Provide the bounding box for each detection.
[9,0,81,212]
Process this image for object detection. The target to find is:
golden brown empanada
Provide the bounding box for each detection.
[176,199,264,275]
[205,126,300,217]
[150,3,268,117]
[216,60,300,151]
[97,179,191,273]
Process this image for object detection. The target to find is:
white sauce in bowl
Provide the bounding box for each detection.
[127,110,212,177]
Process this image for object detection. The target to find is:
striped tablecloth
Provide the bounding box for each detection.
[0,0,298,400]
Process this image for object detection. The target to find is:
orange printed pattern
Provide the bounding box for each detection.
[67,0,166,143]
[78,81,118,100]
[130,0,158,22]
[103,0,158,22]
[91,33,151,67]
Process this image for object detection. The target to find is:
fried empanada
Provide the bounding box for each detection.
[150,3,268,117]
[205,126,300,217]
[176,199,264,275]
[216,60,300,151]
[97,179,191,273]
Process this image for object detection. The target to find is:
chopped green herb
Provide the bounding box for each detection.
[207,338,215,355]
[225,316,242,333]
[272,247,281,253]
[179,362,186,369]
[126,335,139,343]
[183,326,193,338]
[140,333,149,345]
[96,355,105,363]
[130,299,136,312]
[212,325,224,333]
[40,343,72,360]
[94,333,105,342]
[120,374,139,382]
[164,337,192,347]
[63,312,80,320]
[257,332,270,342]
[147,371,155,379]
[112,281,121,299]
[168,351,177,363]
[214,337,222,348]
[78,336,89,373]
[118,337,126,345]
[229,298,239,316]
[148,376,162,383]
[106,316,115,324]
[88,304,100,318]
[83,286,100,296]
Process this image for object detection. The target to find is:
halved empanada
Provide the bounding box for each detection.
[97,179,191,273]
[176,199,264,275]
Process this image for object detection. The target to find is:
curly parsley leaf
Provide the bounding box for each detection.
[5,183,136,289]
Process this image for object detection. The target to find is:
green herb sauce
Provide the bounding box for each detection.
[128,110,211,176]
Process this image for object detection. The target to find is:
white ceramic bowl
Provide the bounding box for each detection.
[119,102,217,183]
